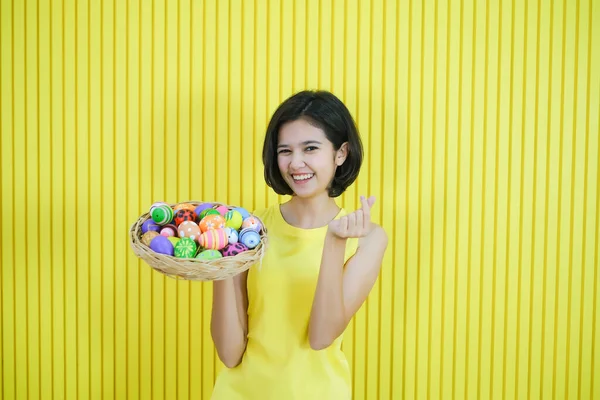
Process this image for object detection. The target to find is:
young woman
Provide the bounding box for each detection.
[210,90,389,399]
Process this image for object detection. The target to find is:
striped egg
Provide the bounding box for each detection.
[151,205,174,225]
[239,228,261,249]
[199,228,229,250]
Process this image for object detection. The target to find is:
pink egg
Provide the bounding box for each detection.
[160,226,176,237]
[199,228,229,250]
[215,205,229,216]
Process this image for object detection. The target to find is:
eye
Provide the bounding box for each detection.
[277,149,291,154]
[305,146,318,152]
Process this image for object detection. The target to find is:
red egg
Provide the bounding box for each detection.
[174,209,197,226]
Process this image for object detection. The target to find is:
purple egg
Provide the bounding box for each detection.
[194,204,213,219]
[149,235,174,256]
[142,219,161,234]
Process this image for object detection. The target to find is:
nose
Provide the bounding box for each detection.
[290,151,306,170]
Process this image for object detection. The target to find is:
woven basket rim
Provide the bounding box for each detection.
[129,201,268,281]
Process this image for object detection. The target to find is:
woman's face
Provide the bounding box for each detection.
[277,118,347,199]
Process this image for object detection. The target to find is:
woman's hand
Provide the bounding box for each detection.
[327,195,376,240]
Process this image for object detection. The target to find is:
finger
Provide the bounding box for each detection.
[360,195,369,211]
[367,195,376,208]
[340,216,348,233]
[361,196,371,221]
[356,210,363,234]
[347,212,356,234]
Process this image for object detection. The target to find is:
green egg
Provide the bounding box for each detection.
[174,237,198,258]
[195,249,223,260]
[200,208,220,219]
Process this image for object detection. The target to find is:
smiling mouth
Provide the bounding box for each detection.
[292,173,314,182]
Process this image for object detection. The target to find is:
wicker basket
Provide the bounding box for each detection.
[129,201,268,281]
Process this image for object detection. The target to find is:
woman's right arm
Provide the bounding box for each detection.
[210,270,249,368]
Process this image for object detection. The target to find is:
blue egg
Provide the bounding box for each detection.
[239,228,260,249]
[225,227,239,244]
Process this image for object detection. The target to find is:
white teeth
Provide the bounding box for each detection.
[293,174,314,181]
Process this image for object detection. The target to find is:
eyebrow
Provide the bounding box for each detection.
[277,140,322,149]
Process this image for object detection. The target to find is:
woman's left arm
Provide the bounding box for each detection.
[308,196,388,350]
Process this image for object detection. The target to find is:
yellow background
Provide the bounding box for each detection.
[1,0,599,399]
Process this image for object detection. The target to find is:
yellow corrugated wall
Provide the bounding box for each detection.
[1,0,599,399]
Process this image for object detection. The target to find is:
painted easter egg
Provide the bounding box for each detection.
[199,228,229,250]
[160,226,176,237]
[141,231,160,246]
[199,214,226,233]
[150,202,169,213]
[233,207,251,220]
[178,220,201,241]
[194,203,213,219]
[142,219,161,234]
[167,237,181,247]
[174,209,197,227]
[225,227,239,244]
[221,242,248,257]
[174,237,198,258]
[152,205,174,225]
[239,228,261,249]
[241,216,262,232]
[215,205,229,216]
[149,235,174,256]
[224,210,243,230]
[200,209,220,220]
[174,203,196,212]
[196,249,223,260]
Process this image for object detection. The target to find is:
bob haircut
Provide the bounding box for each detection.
[262,90,364,198]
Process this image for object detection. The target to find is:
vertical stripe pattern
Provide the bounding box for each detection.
[1,0,599,398]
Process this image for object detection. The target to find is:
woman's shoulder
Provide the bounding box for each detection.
[251,203,278,222]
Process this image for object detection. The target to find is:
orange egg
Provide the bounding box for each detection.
[174,203,196,212]
[199,214,226,233]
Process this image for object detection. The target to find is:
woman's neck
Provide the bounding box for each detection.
[280,194,341,229]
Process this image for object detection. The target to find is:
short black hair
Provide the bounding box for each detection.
[262,90,364,198]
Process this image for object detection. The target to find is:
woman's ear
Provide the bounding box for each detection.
[335,142,349,166]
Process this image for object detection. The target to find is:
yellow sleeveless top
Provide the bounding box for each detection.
[211,203,358,399]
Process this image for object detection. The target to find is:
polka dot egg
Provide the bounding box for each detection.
[178,220,201,241]
[196,249,223,260]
